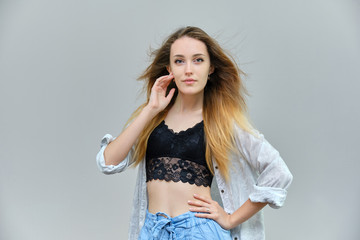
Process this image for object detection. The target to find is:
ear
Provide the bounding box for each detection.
[166,66,172,74]
[209,65,214,75]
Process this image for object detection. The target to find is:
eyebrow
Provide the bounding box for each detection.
[172,53,206,58]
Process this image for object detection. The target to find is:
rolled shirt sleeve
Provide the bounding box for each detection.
[96,134,135,174]
[249,138,293,208]
[236,126,293,209]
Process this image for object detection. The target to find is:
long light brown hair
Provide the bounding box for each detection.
[127,26,253,181]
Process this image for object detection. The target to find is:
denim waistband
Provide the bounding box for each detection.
[141,210,231,240]
[145,209,209,228]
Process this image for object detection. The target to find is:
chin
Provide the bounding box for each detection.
[178,89,204,96]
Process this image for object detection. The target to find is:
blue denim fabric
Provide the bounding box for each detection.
[138,210,232,240]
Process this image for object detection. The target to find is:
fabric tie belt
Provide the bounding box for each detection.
[151,213,177,239]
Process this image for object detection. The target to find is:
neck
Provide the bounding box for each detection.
[173,91,204,114]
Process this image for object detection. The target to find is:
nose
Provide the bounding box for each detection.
[185,62,192,75]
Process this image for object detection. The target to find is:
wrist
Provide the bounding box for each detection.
[142,105,159,119]
[227,214,236,229]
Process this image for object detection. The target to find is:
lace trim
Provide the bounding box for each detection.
[162,120,204,135]
[146,157,213,187]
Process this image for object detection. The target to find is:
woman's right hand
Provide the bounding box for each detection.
[147,73,176,114]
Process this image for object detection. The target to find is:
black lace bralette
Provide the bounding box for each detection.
[145,120,213,187]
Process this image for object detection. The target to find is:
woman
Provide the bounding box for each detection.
[96,26,293,240]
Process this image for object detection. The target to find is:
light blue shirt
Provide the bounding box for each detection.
[96,124,293,240]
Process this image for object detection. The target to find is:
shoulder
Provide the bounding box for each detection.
[233,123,263,146]
[232,123,267,160]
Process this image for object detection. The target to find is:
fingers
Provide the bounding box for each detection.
[147,73,175,112]
[187,200,208,207]
[188,194,213,210]
[188,195,231,229]
[187,194,213,210]
[154,73,174,89]
[166,88,176,100]
[188,194,219,218]
[194,213,212,219]
[192,194,212,204]
[189,206,211,213]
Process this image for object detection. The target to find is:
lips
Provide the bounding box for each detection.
[183,78,196,84]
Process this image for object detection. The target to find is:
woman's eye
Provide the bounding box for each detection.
[174,59,184,64]
[194,58,204,63]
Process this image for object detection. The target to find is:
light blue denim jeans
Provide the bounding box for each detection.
[138,210,232,240]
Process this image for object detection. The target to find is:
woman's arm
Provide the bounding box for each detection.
[103,74,175,166]
[188,127,292,229]
[227,199,267,228]
[104,106,156,165]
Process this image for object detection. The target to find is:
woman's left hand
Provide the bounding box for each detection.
[188,194,234,230]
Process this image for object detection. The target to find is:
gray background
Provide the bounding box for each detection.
[1,0,359,239]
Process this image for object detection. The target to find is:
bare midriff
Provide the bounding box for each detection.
[147,179,211,218]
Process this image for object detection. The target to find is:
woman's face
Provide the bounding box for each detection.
[168,36,213,97]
